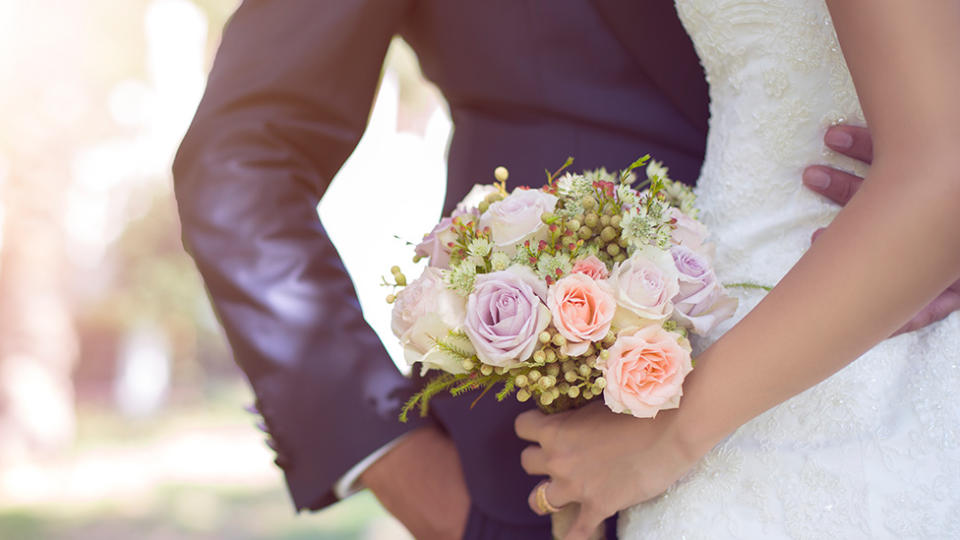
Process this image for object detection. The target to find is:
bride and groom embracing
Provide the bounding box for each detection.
[173,1,960,539]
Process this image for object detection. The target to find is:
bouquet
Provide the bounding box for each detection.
[388,155,738,422]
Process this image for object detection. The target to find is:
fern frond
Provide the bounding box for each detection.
[495,379,516,402]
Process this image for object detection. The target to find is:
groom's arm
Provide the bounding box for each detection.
[173,0,461,519]
[803,125,960,335]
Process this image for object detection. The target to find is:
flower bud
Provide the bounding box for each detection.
[581,196,597,210]
[545,349,557,363]
[577,226,593,239]
[566,219,581,232]
[515,374,529,387]
[533,349,546,363]
[494,166,509,183]
[617,236,628,248]
[582,389,594,400]
[541,212,556,224]
[478,201,490,214]
[600,226,618,242]
[594,377,607,390]
[603,331,616,346]
[413,255,424,263]
[390,265,401,275]
[567,386,581,399]
[517,389,531,402]
[606,243,621,256]
[600,349,611,361]
[546,364,560,377]
[557,382,570,394]
[591,383,604,396]
[578,364,592,378]
[528,370,542,383]
[495,366,508,375]
[600,215,611,226]
[539,331,552,344]
[610,215,622,228]
[551,387,561,400]
[385,294,397,304]
[564,370,578,383]
[584,212,599,229]
[540,392,555,406]
[480,364,494,376]
[551,333,567,347]
[461,359,475,371]
[614,253,627,263]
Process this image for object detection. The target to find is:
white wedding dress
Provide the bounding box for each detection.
[619,1,960,538]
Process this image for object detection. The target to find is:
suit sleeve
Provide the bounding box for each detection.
[172,0,429,511]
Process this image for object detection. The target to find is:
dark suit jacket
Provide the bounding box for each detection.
[173,0,707,530]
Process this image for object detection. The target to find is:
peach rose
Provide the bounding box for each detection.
[547,273,617,356]
[601,325,693,418]
[571,255,610,281]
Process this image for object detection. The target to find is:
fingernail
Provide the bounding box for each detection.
[825,129,853,150]
[803,169,831,190]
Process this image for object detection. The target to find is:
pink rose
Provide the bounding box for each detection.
[479,189,558,256]
[547,273,616,356]
[668,208,710,255]
[605,246,680,329]
[391,268,472,374]
[670,246,738,335]
[601,325,693,418]
[571,255,610,281]
[464,265,551,368]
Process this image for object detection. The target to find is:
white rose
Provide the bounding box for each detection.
[391,268,472,374]
[479,189,558,256]
[668,207,712,257]
[605,246,680,329]
[456,184,500,214]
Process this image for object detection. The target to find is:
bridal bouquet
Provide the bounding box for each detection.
[388,156,737,422]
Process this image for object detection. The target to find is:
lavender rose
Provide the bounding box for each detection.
[605,246,680,329]
[416,185,500,268]
[464,265,551,368]
[391,268,472,374]
[670,246,738,335]
[479,189,558,256]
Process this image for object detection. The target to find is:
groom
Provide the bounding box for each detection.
[173,1,959,539]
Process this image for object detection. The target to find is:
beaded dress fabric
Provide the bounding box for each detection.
[619,1,960,538]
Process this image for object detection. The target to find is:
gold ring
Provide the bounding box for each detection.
[535,481,561,514]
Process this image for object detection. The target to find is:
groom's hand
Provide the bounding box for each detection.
[361,426,469,540]
[803,125,960,336]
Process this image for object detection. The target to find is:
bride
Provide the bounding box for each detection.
[515,1,960,538]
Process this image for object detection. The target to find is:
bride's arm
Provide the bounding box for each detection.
[679,0,960,451]
[515,3,960,538]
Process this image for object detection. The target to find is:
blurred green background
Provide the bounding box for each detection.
[0,1,450,538]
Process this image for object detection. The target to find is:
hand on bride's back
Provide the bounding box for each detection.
[802,125,960,336]
[515,403,704,540]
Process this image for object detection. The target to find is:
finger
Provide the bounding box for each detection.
[810,227,826,244]
[528,481,552,516]
[893,289,960,336]
[520,445,548,476]
[564,504,607,540]
[515,409,548,443]
[527,480,574,516]
[802,165,864,206]
[824,125,873,163]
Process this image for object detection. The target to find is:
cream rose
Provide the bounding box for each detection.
[601,325,693,417]
[605,246,680,329]
[479,189,558,256]
[391,267,471,374]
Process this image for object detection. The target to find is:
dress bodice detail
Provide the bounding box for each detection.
[619,2,960,538]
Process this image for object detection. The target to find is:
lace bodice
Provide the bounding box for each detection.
[619,2,960,538]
